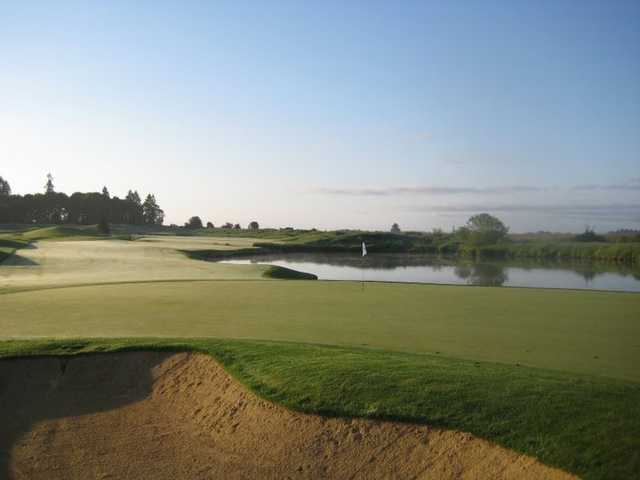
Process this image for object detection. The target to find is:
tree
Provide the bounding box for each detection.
[206,221,214,229]
[248,221,259,230]
[574,226,606,243]
[222,222,233,229]
[234,223,241,230]
[124,190,144,224]
[102,186,110,198]
[45,173,55,194]
[0,176,10,196]
[185,216,203,229]
[97,215,111,235]
[142,194,164,225]
[390,223,401,233]
[126,190,141,205]
[465,213,508,245]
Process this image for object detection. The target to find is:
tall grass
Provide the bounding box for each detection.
[464,242,640,265]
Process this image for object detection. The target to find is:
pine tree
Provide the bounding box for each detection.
[0,176,10,196]
[102,186,110,198]
[142,194,164,225]
[45,173,55,194]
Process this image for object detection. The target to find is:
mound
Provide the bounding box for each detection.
[0,352,575,479]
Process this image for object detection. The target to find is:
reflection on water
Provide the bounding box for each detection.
[222,253,640,292]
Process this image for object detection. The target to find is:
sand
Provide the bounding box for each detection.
[0,352,577,479]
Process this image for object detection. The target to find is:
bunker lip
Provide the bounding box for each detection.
[1,351,576,480]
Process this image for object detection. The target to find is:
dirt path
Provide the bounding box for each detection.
[0,352,577,479]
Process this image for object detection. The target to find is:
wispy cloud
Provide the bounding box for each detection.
[572,182,640,192]
[310,185,551,196]
[404,203,640,222]
[309,182,640,196]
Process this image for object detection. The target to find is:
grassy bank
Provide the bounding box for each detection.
[1,337,638,480]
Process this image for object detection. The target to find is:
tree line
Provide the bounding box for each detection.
[0,174,164,225]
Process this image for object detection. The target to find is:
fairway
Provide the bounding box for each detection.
[1,279,638,381]
[0,236,268,291]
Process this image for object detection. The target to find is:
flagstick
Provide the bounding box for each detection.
[361,241,366,292]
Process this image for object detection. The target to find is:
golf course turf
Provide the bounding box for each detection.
[1,229,638,479]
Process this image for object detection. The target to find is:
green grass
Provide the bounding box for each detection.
[1,280,638,381]
[1,225,638,478]
[0,337,637,480]
[0,246,15,263]
[263,265,318,280]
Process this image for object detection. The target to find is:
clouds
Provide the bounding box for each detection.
[305,180,640,229]
[309,182,640,197]
[404,203,639,221]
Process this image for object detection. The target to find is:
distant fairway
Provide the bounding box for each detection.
[0,235,269,291]
[1,279,638,381]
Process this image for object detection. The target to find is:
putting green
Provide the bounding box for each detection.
[1,280,638,381]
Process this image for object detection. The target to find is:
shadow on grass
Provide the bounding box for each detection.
[0,254,39,266]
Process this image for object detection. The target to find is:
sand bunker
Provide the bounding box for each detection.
[0,352,576,479]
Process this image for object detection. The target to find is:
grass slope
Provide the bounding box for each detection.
[0,337,637,480]
[1,280,638,381]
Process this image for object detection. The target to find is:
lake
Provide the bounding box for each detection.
[221,253,640,292]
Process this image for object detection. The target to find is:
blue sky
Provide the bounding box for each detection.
[1,0,639,231]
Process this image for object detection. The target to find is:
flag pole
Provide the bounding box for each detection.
[361,241,367,291]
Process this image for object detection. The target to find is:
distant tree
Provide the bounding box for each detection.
[222,222,233,229]
[574,226,606,243]
[102,186,110,198]
[390,223,401,233]
[97,215,111,235]
[0,176,10,196]
[126,190,141,205]
[248,221,259,230]
[186,216,203,229]
[206,221,214,229]
[234,223,241,230]
[142,194,164,225]
[124,190,144,224]
[45,173,55,194]
[465,213,509,245]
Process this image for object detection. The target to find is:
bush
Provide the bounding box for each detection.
[185,216,203,229]
[464,214,509,246]
[574,227,606,243]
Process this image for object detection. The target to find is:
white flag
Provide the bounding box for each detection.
[362,241,367,256]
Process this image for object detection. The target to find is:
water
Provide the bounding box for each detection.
[222,253,640,292]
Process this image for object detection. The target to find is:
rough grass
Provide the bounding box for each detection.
[1,280,638,381]
[0,337,637,480]
[18,225,104,241]
[470,242,640,265]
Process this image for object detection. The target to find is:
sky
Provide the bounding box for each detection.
[1,0,639,232]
